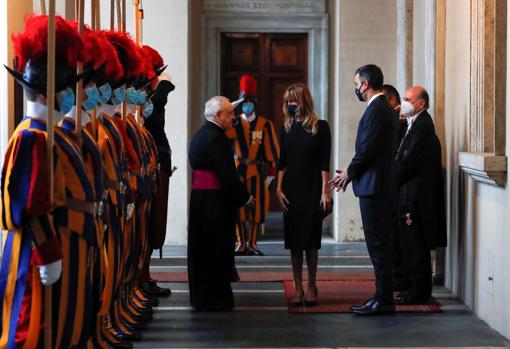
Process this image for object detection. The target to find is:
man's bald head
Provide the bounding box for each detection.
[404,86,429,115]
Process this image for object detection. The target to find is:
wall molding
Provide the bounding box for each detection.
[459,0,507,187]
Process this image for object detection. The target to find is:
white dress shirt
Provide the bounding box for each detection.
[367,92,385,107]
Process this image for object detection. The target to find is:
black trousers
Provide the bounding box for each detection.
[398,214,432,302]
[359,196,394,304]
[391,209,408,291]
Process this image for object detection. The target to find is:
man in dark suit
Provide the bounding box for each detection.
[188,96,254,311]
[382,84,402,116]
[382,84,409,292]
[330,64,398,315]
[395,86,447,304]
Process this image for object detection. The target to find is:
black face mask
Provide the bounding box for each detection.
[355,81,367,102]
[287,104,298,117]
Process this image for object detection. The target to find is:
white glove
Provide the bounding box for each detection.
[126,203,135,220]
[265,176,275,187]
[244,195,255,210]
[38,259,62,285]
[159,73,172,82]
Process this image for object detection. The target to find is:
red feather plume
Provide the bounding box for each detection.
[239,74,257,97]
[136,44,155,84]
[93,31,123,82]
[102,30,145,78]
[12,14,85,72]
[66,21,102,70]
[142,45,164,69]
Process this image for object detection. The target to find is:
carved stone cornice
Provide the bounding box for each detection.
[458,152,507,186]
[204,0,326,14]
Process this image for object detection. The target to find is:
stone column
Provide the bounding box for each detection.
[424,0,436,114]
[396,0,413,95]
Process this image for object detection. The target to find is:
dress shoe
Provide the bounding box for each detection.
[352,300,395,315]
[148,280,172,295]
[107,338,133,349]
[246,246,264,256]
[235,243,247,255]
[117,331,143,342]
[351,299,375,312]
[143,296,159,307]
[142,281,171,298]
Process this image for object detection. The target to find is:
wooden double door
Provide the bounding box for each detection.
[221,32,308,139]
[221,32,308,224]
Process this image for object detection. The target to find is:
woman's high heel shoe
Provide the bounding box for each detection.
[290,290,304,306]
[304,286,318,307]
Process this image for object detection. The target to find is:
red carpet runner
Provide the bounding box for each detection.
[151,271,376,283]
[283,280,442,313]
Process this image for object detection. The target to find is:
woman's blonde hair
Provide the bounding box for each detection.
[282,83,319,135]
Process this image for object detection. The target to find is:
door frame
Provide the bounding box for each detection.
[202,11,328,123]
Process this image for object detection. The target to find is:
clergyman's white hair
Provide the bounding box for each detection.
[204,96,230,120]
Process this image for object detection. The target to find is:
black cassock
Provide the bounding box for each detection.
[188,121,250,310]
[396,110,447,302]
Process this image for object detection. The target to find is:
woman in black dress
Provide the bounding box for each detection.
[276,83,332,306]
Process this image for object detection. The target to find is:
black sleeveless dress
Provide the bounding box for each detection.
[278,119,331,250]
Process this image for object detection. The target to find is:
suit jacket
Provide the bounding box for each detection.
[396,110,447,249]
[347,95,398,198]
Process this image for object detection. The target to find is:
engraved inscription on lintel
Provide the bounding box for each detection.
[204,0,326,13]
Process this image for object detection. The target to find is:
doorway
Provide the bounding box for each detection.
[220,32,308,239]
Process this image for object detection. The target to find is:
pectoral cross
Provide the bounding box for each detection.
[405,213,413,226]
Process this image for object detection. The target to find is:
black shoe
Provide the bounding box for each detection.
[117,331,143,342]
[148,280,172,297]
[351,299,375,312]
[352,300,395,315]
[107,338,133,349]
[235,249,247,256]
[249,247,264,256]
[143,296,159,307]
[143,281,171,298]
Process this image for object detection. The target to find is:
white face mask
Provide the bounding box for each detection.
[400,100,415,118]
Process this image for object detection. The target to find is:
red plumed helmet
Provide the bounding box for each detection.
[12,14,85,71]
[239,74,257,98]
[143,45,164,69]
[93,31,123,83]
[66,21,101,69]
[8,14,86,93]
[102,30,145,82]
[135,44,156,88]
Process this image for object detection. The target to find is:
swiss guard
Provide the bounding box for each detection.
[0,14,98,348]
[227,74,280,256]
[140,44,175,298]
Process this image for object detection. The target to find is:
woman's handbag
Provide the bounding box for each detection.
[319,198,334,219]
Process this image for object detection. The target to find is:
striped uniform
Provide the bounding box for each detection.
[58,117,110,348]
[0,116,98,349]
[226,115,279,251]
[111,114,140,286]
